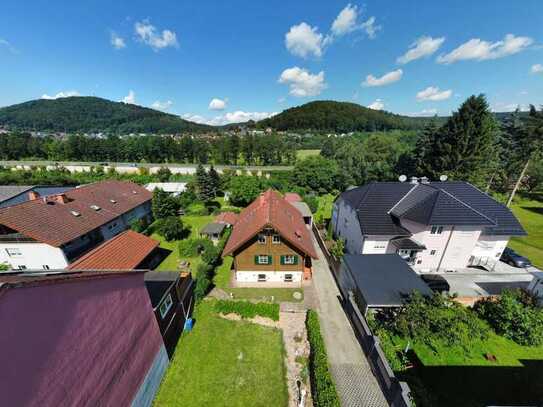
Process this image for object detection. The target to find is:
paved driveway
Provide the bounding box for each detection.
[311,236,388,407]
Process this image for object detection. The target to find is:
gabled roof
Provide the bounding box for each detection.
[341,183,413,236]
[68,230,159,270]
[200,222,226,235]
[215,211,239,225]
[222,190,317,258]
[0,180,152,247]
[338,181,525,237]
[390,184,495,226]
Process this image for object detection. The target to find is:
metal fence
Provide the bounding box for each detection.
[312,224,412,407]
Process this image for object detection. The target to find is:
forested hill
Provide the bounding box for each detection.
[258,100,440,132]
[0,97,212,133]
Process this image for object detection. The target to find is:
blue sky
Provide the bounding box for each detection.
[1,0,542,124]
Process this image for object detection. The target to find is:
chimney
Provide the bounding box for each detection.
[410,177,419,184]
[54,194,69,204]
[28,190,40,200]
[420,176,430,184]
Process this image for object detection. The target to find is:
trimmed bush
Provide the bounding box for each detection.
[306,310,340,407]
[155,216,186,241]
[194,275,211,301]
[179,238,211,257]
[214,300,280,321]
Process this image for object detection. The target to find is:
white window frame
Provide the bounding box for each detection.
[430,250,437,256]
[159,294,173,319]
[5,248,22,257]
[374,242,387,249]
[272,235,281,244]
[284,274,293,282]
[257,234,266,244]
[258,255,269,265]
[258,274,267,282]
[283,255,296,265]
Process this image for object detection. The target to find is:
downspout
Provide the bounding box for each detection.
[436,226,454,272]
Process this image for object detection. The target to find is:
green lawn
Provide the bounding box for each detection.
[213,256,304,303]
[296,149,321,160]
[153,214,214,272]
[154,301,288,407]
[509,197,543,269]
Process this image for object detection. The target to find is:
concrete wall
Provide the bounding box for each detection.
[332,198,364,254]
[471,235,510,260]
[0,273,165,407]
[0,242,68,270]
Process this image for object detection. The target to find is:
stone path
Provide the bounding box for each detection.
[279,309,311,407]
[310,235,388,407]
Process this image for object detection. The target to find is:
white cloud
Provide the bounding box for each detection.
[121,90,136,104]
[182,111,278,126]
[367,99,384,110]
[416,86,452,102]
[0,39,18,54]
[330,4,359,36]
[362,69,403,87]
[110,32,126,49]
[361,16,381,39]
[397,36,445,64]
[151,100,173,111]
[278,67,326,97]
[326,5,380,44]
[135,20,178,51]
[437,34,533,64]
[492,102,530,112]
[531,64,543,74]
[208,98,227,110]
[408,108,438,117]
[285,22,323,58]
[41,90,80,100]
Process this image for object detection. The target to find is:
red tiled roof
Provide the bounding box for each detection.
[222,190,317,258]
[68,230,159,270]
[284,192,302,203]
[215,211,239,225]
[0,181,152,247]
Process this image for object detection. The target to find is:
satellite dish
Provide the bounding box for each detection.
[398,175,407,182]
[439,174,448,182]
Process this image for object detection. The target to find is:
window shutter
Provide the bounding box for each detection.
[293,255,298,265]
[254,255,259,265]
[280,255,285,265]
[268,255,272,265]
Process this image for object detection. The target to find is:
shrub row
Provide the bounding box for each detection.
[214,300,280,321]
[306,310,340,407]
[475,289,543,346]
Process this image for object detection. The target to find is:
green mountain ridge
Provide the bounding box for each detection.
[0,96,212,133]
[0,96,522,134]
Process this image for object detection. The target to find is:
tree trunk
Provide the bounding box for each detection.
[507,159,530,207]
[485,173,495,193]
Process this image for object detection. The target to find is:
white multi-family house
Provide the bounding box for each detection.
[332,179,526,273]
[0,180,152,271]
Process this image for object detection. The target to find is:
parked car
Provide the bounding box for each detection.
[500,247,531,268]
[421,274,450,293]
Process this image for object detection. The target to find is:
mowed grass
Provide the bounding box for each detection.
[392,331,543,367]
[213,256,304,303]
[154,301,288,407]
[509,197,543,269]
[153,214,214,271]
[296,149,321,159]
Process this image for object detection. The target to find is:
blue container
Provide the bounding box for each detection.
[184,318,193,332]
